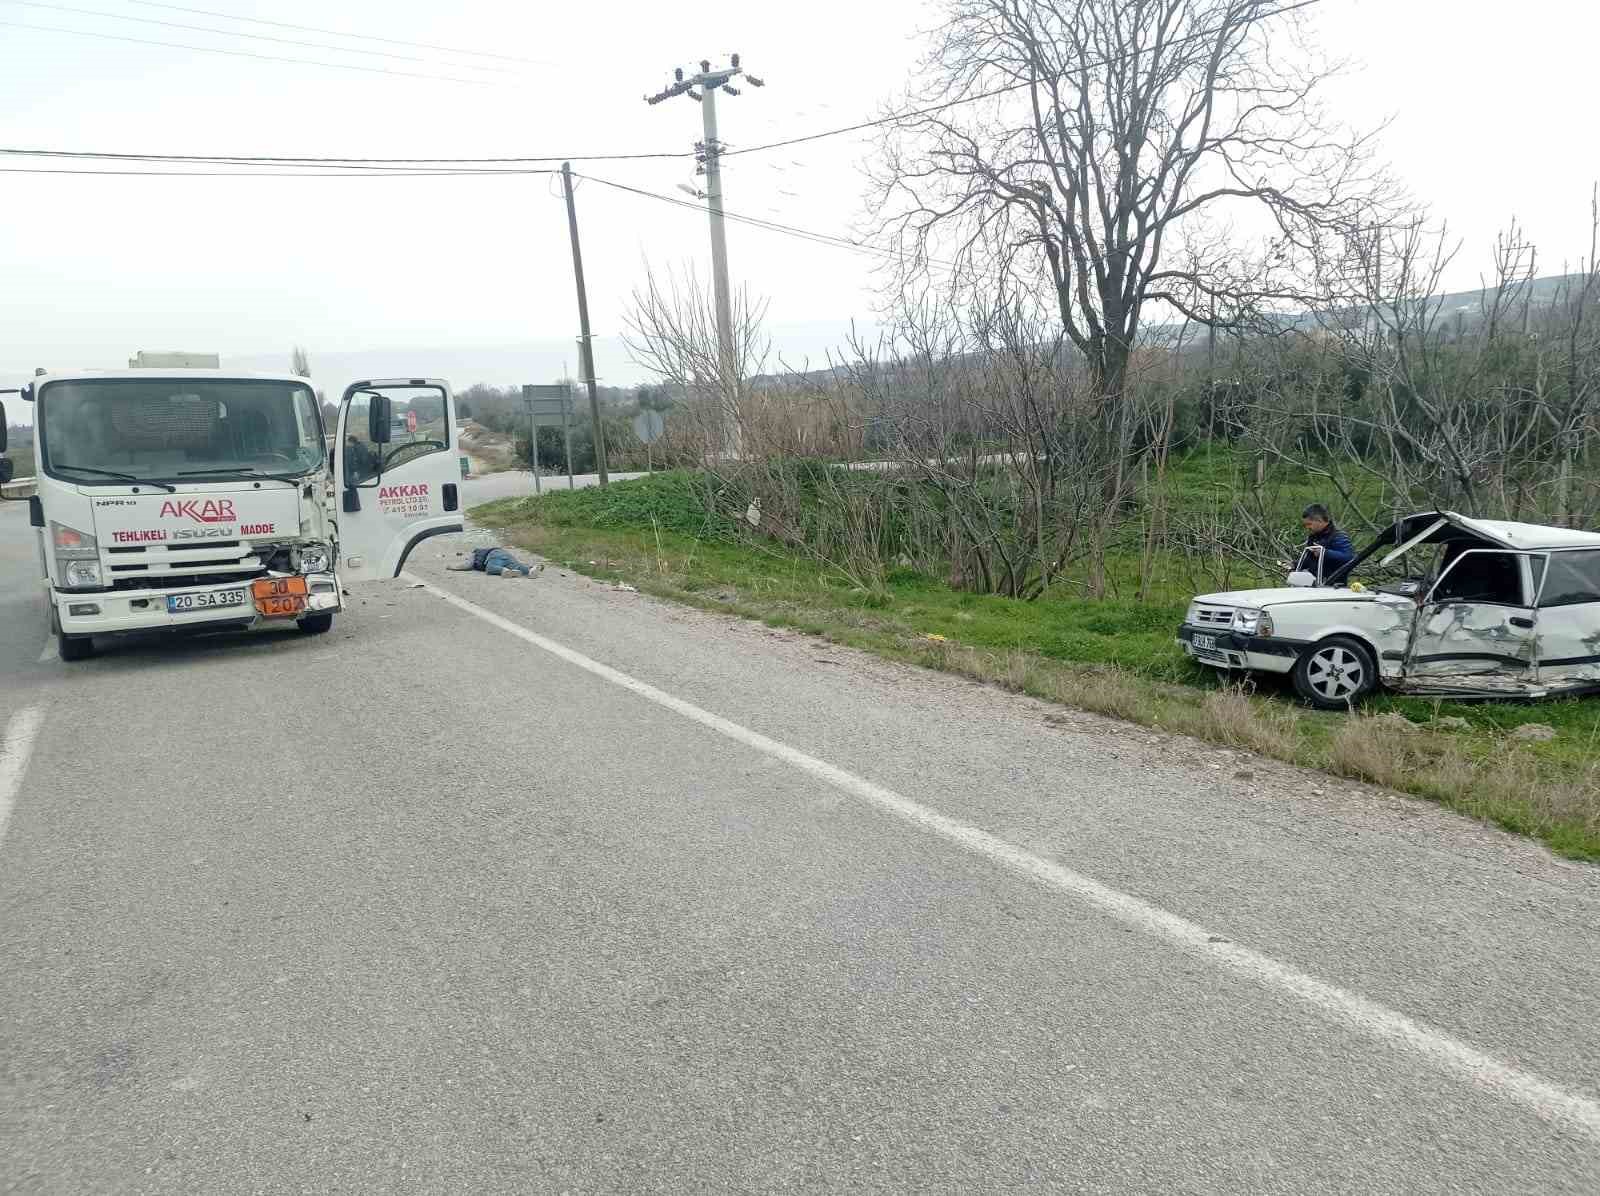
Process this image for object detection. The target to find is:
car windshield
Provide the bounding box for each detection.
[39,378,324,483]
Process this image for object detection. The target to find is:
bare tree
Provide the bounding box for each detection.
[291,345,311,379]
[622,263,770,461]
[874,0,1398,431]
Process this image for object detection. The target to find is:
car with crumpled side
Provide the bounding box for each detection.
[1176,512,1600,709]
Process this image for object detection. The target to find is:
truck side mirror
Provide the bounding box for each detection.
[368,395,392,444]
[0,404,7,453]
[0,458,12,485]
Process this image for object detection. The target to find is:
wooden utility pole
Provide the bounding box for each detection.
[561,162,608,486]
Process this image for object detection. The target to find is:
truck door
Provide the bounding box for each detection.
[333,379,463,582]
[1404,549,1542,678]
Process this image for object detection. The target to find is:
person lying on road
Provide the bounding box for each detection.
[448,547,544,579]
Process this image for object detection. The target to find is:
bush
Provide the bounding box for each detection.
[491,470,737,540]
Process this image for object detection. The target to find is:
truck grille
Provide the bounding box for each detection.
[99,542,265,590]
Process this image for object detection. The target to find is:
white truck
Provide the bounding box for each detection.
[0,367,464,661]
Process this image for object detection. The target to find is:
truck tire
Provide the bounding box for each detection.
[297,612,334,635]
[1292,635,1377,710]
[58,633,95,662]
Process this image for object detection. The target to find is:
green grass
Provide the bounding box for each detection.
[3,445,33,481]
[473,468,1600,862]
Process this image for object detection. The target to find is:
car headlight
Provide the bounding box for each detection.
[52,521,102,589]
[298,543,331,574]
[1185,603,1201,625]
[1232,608,1263,634]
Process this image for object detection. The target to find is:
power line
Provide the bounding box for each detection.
[722,0,1324,158]
[1,150,569,173]
[0,18,500,84]
[0,166,557,176]
[0,0,515,71]
[0,146,688,165]
[1,0,1326,164]
[577,172,952,269]
[123,0,554,65]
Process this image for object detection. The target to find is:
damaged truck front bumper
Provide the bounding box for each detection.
[55,572,341,637]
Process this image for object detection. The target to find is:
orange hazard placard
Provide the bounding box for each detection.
[252,576,308,617]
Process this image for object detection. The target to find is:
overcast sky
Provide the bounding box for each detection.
[2,0,1597,414]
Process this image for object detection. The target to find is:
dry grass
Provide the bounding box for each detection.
[1180,689,1303,759]
[1328,714,1600,854]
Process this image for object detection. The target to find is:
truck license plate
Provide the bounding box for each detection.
[167,589,245,613]
[1193,633,1218,651]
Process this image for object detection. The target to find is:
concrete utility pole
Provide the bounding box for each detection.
[561,161,608,486]
[645,56,763,460]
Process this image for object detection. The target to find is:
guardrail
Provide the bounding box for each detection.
[1,475,38,499]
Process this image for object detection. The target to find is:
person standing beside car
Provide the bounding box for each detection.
[1296,504,1355,583]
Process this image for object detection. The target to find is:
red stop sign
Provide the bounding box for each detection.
[406,409,418,433]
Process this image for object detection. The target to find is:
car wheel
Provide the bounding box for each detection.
[1292,636,1377,710]
[296,612,335,635]
[58,633,95,662]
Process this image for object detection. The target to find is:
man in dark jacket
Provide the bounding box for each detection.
[1295,503,1355,582]
[448,546,543,578]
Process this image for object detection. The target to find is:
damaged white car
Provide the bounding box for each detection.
[1177,512,1600,709]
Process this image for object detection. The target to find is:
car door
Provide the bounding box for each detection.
[332,379,463,583]
[1404,549,1543,678]
[1532,548,1600,686]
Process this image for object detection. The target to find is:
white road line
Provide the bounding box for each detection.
[0,706,45,853]
[409,573,1600,1141]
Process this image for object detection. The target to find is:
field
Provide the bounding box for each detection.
[3,444,34,484]
[474,465,1600,862]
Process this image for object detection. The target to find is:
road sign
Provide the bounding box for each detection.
[632,408,666,474]
[521,383,577,493]
[631,409,665,444]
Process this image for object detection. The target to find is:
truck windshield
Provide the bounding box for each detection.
[39,379,324,484]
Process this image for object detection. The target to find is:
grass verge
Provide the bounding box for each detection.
[473,474,1600,862]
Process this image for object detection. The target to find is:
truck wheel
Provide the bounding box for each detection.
[58,633,95,662]
[297,612,334,635]
[1292,636,1377,710]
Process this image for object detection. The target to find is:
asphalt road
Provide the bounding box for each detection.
[2,501,1599,1194]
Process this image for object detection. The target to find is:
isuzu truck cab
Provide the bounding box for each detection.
[0,368,463,661]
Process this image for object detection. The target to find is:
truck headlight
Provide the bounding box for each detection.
[52,522,102,589]
[1185,603,1201,626]
[63,559,103,588]
[298,544,331,574]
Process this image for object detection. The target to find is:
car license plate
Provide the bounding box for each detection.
[1193,633,1218,651]
[252,576,308,617]
[167,589,246,613]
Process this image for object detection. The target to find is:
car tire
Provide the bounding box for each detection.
[297,612,334,635]
[58,633,95,662]
[1292,635,1377,710]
